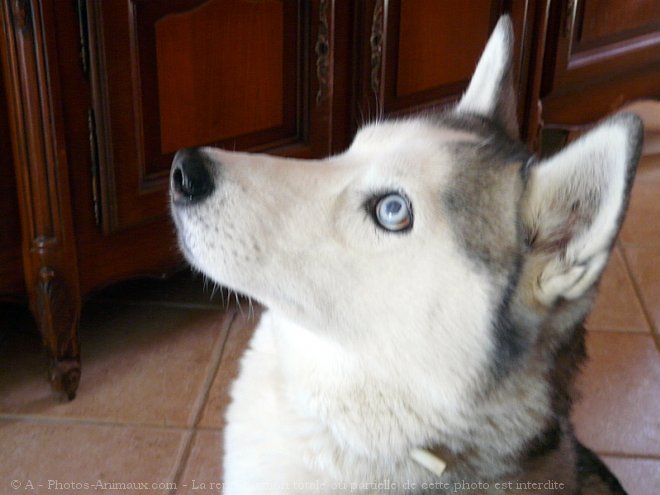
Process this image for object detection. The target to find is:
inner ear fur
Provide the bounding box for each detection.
[521,113,643,307]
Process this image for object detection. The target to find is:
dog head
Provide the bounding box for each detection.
[170,17,642,392]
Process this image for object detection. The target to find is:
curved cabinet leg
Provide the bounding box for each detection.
[49,358,81,401]
[2,2,82,399]
[35,268,81,400]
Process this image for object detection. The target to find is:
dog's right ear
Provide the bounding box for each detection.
[455,15,518,138]
[521,113,643,308]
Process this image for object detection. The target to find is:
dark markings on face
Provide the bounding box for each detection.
[433,114,534,376]
[524,420,561,459]
[434,112,529,268]
[490,273,531,378]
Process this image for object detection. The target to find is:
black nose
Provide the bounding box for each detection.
[171,148,215,204]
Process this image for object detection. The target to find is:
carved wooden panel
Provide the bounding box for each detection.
[155,1,286,155]
[0,61,24,295]
[88,0,331,234]
[577,0,660,50]
[396,0,493,97]
[540,0,660,124]
[355,0,530,125]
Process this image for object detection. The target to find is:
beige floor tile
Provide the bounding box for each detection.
[601,456,660,495]
[0,420,186,495]
[572,332,660,456]
[624,246,660,335]
[620,160,660,247]
[197,309,261,429]
[176,430,224,495]
[585,247,649,332]
[0,302,234,427]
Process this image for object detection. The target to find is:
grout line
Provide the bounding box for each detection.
[168,429,196,495]
[585,327,649,334]
[596,451,660,461]
[169,307,239,494]
[584,329,655,340]
[617,245,660,351]
[195,425,225,432]
[189,307,239,429]
[0,413,193,432]
[620,242,660,249]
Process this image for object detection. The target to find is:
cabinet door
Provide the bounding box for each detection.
[0,63,24,296]
[354,0,531,127]
[87,0,333,234]
[541,0,660,124]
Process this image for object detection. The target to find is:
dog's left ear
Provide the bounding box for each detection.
[456,15,518,138]
[522,113,643,307]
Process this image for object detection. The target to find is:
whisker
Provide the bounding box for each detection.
[234,290,244,316]
[247,297,255,320]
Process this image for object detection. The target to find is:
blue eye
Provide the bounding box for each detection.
[375,193,412,231]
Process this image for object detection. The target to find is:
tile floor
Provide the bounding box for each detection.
[1,118,659,494]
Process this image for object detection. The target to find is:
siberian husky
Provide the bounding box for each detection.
[170,16,641,494]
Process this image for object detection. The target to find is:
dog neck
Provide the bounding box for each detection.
[409,323,587,488]
[268,309,585,488]
[413,419,561,477]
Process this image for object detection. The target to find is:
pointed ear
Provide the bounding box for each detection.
[522,114,643,306]
[456,15,518,138]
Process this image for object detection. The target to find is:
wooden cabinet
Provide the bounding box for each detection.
[356,1,529,119]
[1,0,658,399]
[0,62,23,297]
[86,0,336,234]
[351,0,536,138]
[536,0,660,127]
